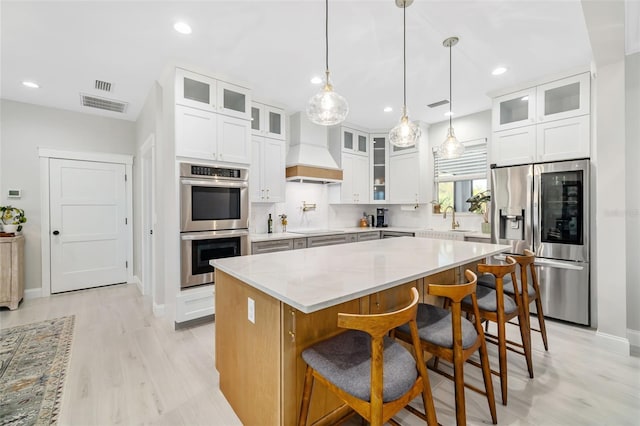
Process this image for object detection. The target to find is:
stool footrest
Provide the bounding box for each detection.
[310,404,354,426]
[428,363,492,396]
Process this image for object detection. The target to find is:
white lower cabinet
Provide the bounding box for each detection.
[491,126,536,166]
[251,136,285,202]
[175,104,250,164]
[340,153,369,204]
[536,115,590,162]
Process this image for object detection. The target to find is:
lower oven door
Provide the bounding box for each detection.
[180,229,249,289]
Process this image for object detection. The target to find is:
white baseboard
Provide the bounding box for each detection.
[153,302,165,317]
[24,288,42,300]
[595,330,631,356]
[627,328,640,348]
[132,275,143,294]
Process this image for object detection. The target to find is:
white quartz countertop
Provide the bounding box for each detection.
[249,226,473,242]
[214,237,510,314]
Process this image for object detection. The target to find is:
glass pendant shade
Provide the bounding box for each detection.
[306,74,349,126]
[438,126,465,159]
[389,107,421,147]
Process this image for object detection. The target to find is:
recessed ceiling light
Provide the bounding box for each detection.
[521,96,529,101]
[310,76,323,85]
[492,67,507,76]
[174,22,192,35]
[383,106,393,112]
[22,80,39,89]
[444,111,454,117]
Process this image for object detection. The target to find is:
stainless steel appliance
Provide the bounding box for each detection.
[180,229,249,288]
[180,163,249,232]
[179,162,249,289]
[376,208,389,228]
[491,158,590,325]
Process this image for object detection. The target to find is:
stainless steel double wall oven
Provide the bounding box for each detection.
[180,163,249,289]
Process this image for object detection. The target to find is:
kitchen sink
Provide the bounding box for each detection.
[450,229,473,232]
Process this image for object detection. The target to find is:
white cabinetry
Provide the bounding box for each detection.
[390,153,423,204]
[176,68,251,119]
[251,102,286,140]
[371,134,389,203]
[175,105,251,164]
[251,136,285,202]
[491,72,590,166]
[330,126,368,155]
[340,153,370,204]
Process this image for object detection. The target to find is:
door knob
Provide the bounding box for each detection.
[52,230,60,235]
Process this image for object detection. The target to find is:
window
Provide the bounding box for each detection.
[434,138,488,212]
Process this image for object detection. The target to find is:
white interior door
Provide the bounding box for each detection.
[50,158,128,293]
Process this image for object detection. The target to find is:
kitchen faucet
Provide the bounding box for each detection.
[443,206,460,230]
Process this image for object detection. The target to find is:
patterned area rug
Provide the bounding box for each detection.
[0,316,75,426]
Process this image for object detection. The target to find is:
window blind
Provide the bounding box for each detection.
[434,138,487,182]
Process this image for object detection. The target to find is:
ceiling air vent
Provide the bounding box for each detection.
[80,93,128,113]
[427,99,449,108]
[94,79,112,92]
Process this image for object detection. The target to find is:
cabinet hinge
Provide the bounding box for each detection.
[124,174,127,182]
[125,261,129,269]
[125,217,128,225]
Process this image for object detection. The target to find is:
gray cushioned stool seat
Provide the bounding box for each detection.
[396,303,478,349]
[462,285,518,314]
[301,329,418,402]
[477,272,536,298]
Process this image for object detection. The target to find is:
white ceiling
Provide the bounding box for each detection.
[1,0,597,129]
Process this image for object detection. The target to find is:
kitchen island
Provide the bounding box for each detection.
[213,237,510,425]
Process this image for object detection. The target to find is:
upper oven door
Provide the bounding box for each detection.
[180,177,249,232]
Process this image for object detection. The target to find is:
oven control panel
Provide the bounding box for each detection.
[181,163,248,181]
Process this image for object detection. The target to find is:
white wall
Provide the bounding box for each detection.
[625,52,640,341]
[0,99,135,291]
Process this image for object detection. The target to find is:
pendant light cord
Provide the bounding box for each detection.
[325,0,329,74]
[449,42,452,128]
[403,2,407,111]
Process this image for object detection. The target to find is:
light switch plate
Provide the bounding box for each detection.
[247,297,255,323]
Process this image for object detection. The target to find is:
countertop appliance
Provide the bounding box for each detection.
[179,162,249,289]
[376,208,389,228]
[491,158,590,325]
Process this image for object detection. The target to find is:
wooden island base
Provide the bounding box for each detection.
[215,264,476,425]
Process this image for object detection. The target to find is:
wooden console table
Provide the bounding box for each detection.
[0,235,25,310]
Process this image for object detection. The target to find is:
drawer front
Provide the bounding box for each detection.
[251,239,293,254]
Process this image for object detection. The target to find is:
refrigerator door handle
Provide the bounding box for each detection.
[493,254,584,271]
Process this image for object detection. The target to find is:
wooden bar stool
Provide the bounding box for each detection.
[478,249,549,351]
[298,287,438,426]
[461,256,533,405]
[393,270,497,426]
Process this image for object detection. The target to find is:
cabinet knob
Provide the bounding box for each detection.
[52,230,60,235]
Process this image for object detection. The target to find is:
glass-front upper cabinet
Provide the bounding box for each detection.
[536,72,590,123]
[176,68,217,111]
[492,87,536,132]
[176,68,250,120]
[341,128,368,155]
[371,135,389,202]
[251,102,286,140]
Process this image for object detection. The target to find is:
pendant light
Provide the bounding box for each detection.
[389,0,421,148]
[437,36,465,159]
[306,0,349,126]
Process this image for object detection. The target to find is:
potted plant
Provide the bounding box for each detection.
[0,206,27,233]
[466,190,491,233]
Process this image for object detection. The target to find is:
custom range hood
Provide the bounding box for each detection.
[285,112,343,183]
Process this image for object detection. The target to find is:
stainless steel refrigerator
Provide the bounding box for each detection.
[491,159,590,325]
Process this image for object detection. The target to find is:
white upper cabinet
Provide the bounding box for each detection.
[536,73,590,123]
[176,68,251,120]
[338,127,368,155]
[371,134,389,203]
[340,153,370,204]
[250,136,285,203]
[492,88,536,132]
[251,102,286,140]
[175,105,251,164]
[389,152,422,204]
[491,71,591,166]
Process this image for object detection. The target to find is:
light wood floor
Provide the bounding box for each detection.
[1,283,639,426]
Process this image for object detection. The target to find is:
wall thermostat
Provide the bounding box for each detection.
[7,189,21,198]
